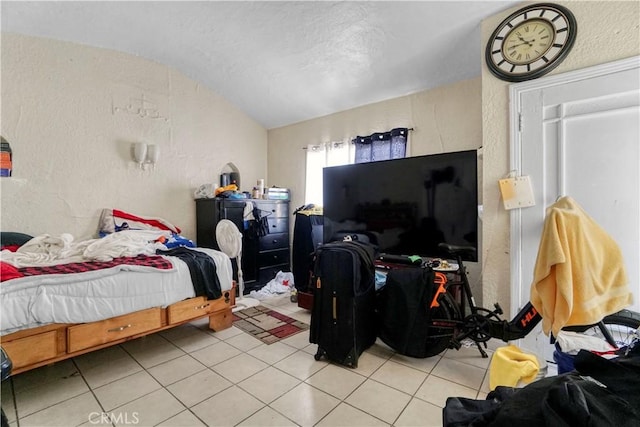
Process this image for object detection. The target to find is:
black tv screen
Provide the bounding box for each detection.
[323,150,478,261]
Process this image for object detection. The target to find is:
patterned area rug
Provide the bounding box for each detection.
[232,305,309,344]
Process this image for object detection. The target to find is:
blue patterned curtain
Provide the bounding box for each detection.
[353,128,408,163]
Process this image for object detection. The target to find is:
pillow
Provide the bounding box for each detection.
[1,232,34,249]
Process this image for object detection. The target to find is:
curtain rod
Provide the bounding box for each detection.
[302,128,414,150]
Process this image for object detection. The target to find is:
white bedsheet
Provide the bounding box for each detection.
[0,247,232,335]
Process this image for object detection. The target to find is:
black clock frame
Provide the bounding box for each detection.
[485,3,577,83]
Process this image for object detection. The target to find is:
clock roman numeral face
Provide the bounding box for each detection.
[485,4,577,82]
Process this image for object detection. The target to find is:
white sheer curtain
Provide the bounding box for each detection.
[304,141,353,205]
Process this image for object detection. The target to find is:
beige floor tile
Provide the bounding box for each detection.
[159,323,203,341]
[287,309,312,325]
[190,340,241,367]
[415,375,478,408]
[206,324,244,340]
[212,353,269,384]
[344,379,411,424]
[316,402,389,426]
[279,328,311,349]
[11,359,78,394]
[301,343,318,355]
[273,349,328,380]
[270,382,340,426]
[166,369,232,408]
[349,350,388,377]
[119,333,168,353]
[147,354,207,386]
[237,406,298,426]
[371,360,427,395]
[247,341,298,365]
[225,330,265,352]
[191,385,264,426]
[188,316,211,330]
[12,296,495,427]
[75,349,143,389]
[14,372,89,417]
[121,334,185,369]
[443,346,493,369]
[111,388,185,427]
[157,410,206,426]
[169,329,221,353]
[390,353,441,373]
[480,370,492,393]
[73,345,131,372]
[92,370,161,411]
[432,357,486,390]
[394,397,443,427]
[18,391,102,427]
[367,340,396,361]
[1,379,16,423]
[238,366,301,404]
[305,364,366,400]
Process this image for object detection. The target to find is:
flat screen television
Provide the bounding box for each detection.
[323,150,478,261]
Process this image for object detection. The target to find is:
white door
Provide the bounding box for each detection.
[510,57,640,361]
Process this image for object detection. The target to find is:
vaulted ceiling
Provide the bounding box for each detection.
[2,1,518,129]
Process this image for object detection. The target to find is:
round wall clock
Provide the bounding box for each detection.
[485,3,577,82]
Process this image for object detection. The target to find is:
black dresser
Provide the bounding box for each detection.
[195,198,290,294]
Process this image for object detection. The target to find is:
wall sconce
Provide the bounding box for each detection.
[131,143,159,169]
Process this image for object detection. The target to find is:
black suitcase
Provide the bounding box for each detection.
[291,207,323,292]
[309,240,377,368]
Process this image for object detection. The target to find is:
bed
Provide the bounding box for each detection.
[0,227,236,375]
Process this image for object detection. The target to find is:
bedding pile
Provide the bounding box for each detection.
[0,210,233,335]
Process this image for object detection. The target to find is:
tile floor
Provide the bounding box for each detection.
[2,295,510,427]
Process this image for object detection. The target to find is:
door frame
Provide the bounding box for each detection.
[508,56,640,316]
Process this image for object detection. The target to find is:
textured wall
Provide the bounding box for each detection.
[1,34,267,241]
[268,78,484,294]
[481,1,640,314]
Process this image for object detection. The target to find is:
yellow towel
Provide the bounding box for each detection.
[530,197,632,337]
[489,345,540,390]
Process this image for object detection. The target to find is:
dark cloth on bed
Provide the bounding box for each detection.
[17,254,173,277]
[157,247,221,300]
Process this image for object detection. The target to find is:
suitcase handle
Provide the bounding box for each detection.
[332,296,337,320]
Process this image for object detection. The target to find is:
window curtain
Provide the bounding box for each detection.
[304,141,352,205]
[353,127,408,163]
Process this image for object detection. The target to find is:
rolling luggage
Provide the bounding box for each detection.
[309,240,377,368]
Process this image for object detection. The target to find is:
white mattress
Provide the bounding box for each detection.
[0,247,232,335]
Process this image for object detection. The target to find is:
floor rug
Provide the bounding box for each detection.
[232,305,309,344]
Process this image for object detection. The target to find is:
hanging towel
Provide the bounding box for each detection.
[530,197,632,337]
[489,345,540,390]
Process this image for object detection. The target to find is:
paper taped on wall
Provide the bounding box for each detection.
[498,175,535,210]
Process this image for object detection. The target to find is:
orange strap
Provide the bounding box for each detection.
[430,272,448,309]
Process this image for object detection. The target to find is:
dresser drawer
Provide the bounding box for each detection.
[259,248,290,267]
[266,217,288,234]
[67,308,162,353]
[256,201,288,218]
[167,295,230,324]
[259,232,289,250]
[2,330,63,369]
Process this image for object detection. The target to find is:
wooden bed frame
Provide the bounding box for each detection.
[1,283,236,375]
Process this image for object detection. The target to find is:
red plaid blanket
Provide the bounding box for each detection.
[18,254,173,277]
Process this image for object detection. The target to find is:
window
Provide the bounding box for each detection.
[304,128,409,205]
[304,141,353,205]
